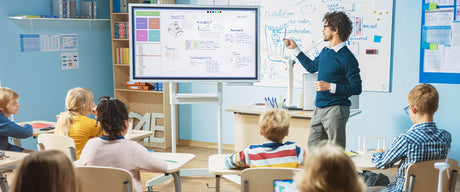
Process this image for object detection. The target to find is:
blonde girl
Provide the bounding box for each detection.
[10,150,78,192]
[55,87,101,159]
[295,142,365,192]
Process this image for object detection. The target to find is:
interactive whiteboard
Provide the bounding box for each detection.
[230,0,394,92]
[129,4,259,82]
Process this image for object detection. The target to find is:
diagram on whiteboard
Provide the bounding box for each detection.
[230,0,394,92]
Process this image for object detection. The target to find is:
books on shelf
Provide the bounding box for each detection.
[125,81,155,91]
[114,0,139,13]
[114,22,129,39]
[116,48,130,64]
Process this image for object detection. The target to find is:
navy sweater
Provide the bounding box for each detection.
[0,112,33,151]
[297,46,362,108]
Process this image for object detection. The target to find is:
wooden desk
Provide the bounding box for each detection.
[227,105,361,151]
[208,154,243,192]
[0,151,29,191]
[146,152,195,192]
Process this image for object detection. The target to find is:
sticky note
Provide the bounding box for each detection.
[374,35,382,43]
[429,3,437,10]
[429,43,438,50]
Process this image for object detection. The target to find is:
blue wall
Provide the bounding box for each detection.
[177,1,460,161]
[0,0,113,149]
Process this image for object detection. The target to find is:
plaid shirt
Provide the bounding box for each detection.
[371,122,451,192]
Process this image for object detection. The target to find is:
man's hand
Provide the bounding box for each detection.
[283,38,298,49]
[315,81,331,91]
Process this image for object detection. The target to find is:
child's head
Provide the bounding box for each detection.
[295,143,365,192]
[55,87,95,136]
[11,150,77,192]
[65,87,95,114]
[407,83,439,115]
[96,96,129,139]
[259,109,290,143]
[0,87,20,117]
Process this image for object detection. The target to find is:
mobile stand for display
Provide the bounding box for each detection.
[146,82,223,191]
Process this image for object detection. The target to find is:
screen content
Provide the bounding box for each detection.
[131,5,258,81]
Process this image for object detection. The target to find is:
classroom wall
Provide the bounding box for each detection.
[177,1,460,160]
[0,0,113,149]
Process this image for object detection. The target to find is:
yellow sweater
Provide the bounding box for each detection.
[68,116,101,159]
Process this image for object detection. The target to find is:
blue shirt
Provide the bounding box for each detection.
[0,112,33,151]
[296,45,362,108]
[371,122,451,192]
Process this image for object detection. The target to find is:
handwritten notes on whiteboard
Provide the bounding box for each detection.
[230,0,394,92]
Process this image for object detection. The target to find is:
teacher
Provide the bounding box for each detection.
[284,11,362,149]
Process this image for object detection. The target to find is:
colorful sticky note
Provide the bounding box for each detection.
[429,43,438,50]
[429,3,437,10]
[374,35,382,43]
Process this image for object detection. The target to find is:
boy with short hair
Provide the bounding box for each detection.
[371,83,451,191]
[225,109,305,168]
[0,87,33,152]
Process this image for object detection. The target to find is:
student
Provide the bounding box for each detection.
[284,11,362,149]
[371,83,451,191]
[294,143,365,192]
[55,87,101,159]
[77,96,167,192]
[10,150,78,192]
[225,109,305,168]
[0,87,33,152]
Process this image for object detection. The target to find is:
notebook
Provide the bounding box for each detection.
[273,179,299,192]
[31,123,55,131]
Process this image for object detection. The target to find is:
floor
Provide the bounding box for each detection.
[141,146,240,192]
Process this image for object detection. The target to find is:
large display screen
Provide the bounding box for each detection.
[129,4,259,82]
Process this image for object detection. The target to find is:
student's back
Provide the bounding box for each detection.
[55,87,101,159]
[225,109,305,168]
[77,96,166,192]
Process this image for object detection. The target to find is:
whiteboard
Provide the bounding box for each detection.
[129,4,260,82]
[230,0,394,92]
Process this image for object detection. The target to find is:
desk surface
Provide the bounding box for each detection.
[23,121,152,141]
[226,104,361,118]
[351,153,376,170]
[0,151,29,168]
[208,154,243,175]
[154,152,195,173]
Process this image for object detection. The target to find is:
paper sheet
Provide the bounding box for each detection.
[443,46,460,73]
[424,45,445,72]
[425,8,454,26]
[60,34,78,51]
[40,35,60,52]
[451,21,460,46]
[425,0,454,6]
[61,52,79,70]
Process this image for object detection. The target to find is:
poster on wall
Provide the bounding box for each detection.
[60,34,78,51]
[61,52,79,70]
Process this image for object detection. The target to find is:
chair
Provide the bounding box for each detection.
[75,166,133,192]
[240,167,302,192]
[405,159,458,192]
[37,134,77,161]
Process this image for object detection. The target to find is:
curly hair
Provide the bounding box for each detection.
[96,96,129,139]
[323,11,353,42]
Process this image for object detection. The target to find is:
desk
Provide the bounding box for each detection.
[146,152,195,192]
[0,151,29,191]
[22,121,153,141]
[208,154,243,192]
[351,152,399,184]
[227,105,361,151]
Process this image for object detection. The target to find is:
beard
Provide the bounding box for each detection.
[323,33,332,41]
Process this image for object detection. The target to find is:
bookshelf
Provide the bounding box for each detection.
[110,0,176,148]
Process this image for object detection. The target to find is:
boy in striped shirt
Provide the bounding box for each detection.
[225,109,305,168]
[371,84,451,192]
